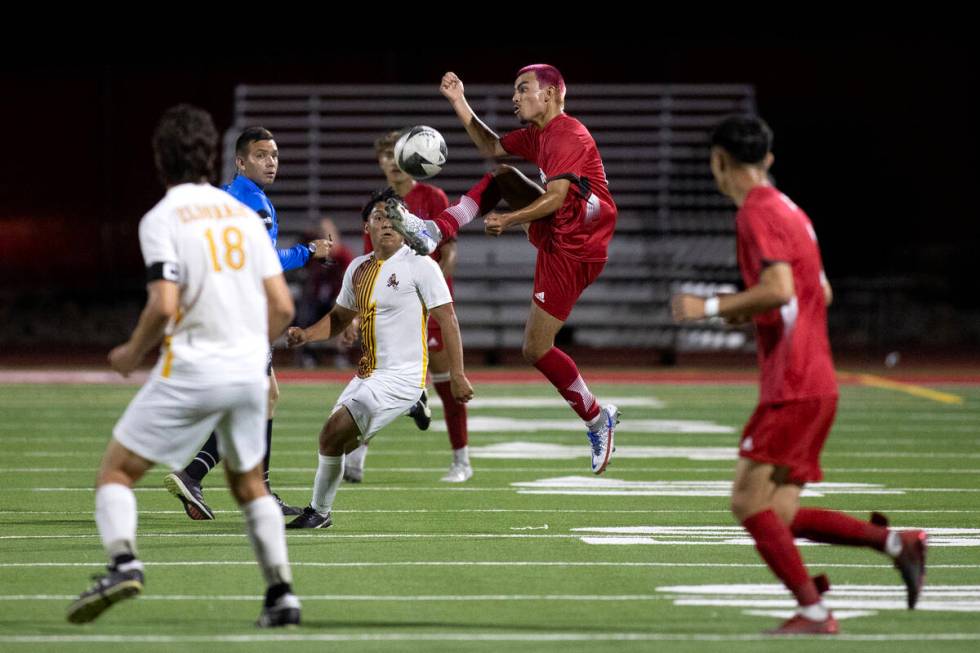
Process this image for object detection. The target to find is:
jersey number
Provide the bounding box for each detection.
[205,227,246,272]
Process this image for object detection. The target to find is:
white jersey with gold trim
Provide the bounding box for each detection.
[138,182,282,383]
[337,245,452,387]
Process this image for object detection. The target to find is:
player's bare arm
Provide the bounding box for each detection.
[263,273,295,341]
[108,279,178,376]
[440,72,508,159]
[438,240,458,278]
[287,304,358,347]
[484,178,570,236]
[429,302,473,403]
[820,270,833,306]
[671,262,795,322]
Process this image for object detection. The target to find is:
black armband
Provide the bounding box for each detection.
[146,261,180,283]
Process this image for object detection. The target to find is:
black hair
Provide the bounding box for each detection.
[710,115,773,165]
[235,126,275,156]
[152,104,218,186]
[361,186,402,222]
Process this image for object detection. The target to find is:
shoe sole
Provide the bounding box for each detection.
[257,607,301,628]
[285,517,333,530]
[66,580,143,624]
[163,474,214,521]
[593,405,620,475]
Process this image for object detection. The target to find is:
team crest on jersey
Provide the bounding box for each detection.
[387,274,399,289]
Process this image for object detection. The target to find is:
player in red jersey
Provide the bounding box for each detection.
[671,115,927,635]
[346,130,472,483]
[386,64,619,474]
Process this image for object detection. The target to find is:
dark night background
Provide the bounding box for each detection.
[2,39,977,355]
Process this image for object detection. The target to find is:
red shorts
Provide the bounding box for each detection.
[739,396,838,484]
[532,249,605,321]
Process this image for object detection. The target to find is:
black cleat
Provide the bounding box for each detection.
[271,492,302,517]
[894,529,928,609]
[407,389,432,431]
[257,591,301,628]
[163,470,215,520]
[285,506,333,530]
[66,564,144,624]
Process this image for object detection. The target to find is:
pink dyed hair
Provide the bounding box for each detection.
[517,64,566,105]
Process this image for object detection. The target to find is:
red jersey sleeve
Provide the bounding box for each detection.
[500,128,536,161]
[739,207,794,266]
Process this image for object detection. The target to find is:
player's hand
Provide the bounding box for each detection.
[670,293,707,322]
[440,72,465,103]
[286,327,309,348]
[450,373,474,403]
[310,237,332,260]
[108,342,141,377]
[339,322,359,348]
[484,212,509,237]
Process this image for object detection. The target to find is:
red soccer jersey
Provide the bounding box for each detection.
[363,183,452,291]
[500,113,617,262]
[736,186,838,404]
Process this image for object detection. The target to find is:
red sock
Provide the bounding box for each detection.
[742,510,820,606]
[434,379,468,449]
[533,347,601,422]
[791,508,887,551]
[432,173,498,243]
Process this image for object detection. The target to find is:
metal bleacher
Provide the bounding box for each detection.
[224,83,756,355]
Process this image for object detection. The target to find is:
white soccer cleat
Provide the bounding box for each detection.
[440,462,473,483]
[587,403,619,475]
[384,198,440,255]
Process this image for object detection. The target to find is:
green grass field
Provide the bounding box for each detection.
[1,379,978,652]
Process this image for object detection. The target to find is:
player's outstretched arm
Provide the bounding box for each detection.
[671,263,795,322]
[263,273,295,341]
[429,302,473,403]
[440,72,507,160]
[287,304,358,348]
[484,178,570,236]
[108,280,178,376]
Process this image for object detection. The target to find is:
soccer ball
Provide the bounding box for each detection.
[394,126,447,180]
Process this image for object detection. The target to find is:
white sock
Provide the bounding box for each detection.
[445,195,478,228]
[242,494,292,587]
[453,446,470,466]
[799,601,829,621]
[311,454,344,515]
[346,444,368,470]
[885,530,903,558]
[95,483,137,559]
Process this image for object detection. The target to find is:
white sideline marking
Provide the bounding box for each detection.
[657,584,980,617]
[440,396,666,409]
[575,526,980,547]
[745,609,877,620]
[438,417,733,434]
[3,561,978,570]
[6,593,669,602]
[514,476,908,497]
[2,633,980,644]
[5,508,980,516]
[4,466,980,474]
[470,442,736,460]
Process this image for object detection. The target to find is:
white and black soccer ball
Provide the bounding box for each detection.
[394,126,447,180]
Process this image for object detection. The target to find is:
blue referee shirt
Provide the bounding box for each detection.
[223,175,311,271]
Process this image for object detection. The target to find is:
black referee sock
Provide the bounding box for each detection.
[185,432,221,482]
[263,419,273,490]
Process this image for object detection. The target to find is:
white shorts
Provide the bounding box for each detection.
[113,376,269,473]
[333,374,423,444]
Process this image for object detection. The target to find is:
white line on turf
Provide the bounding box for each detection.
[2,634,980,643]
[5,508,980,515]
[2,561,979,569]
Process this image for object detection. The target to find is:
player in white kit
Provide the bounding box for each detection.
[284,188,474,528]
[66,105,301,627]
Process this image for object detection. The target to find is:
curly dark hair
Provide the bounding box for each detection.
[152,104,218,186]
[361,186,402,222]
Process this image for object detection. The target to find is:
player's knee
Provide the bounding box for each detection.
[226,466,265,505]
[730,494,757,523]
[493,164,518,178]
[521,341,545,365]
[318,427,347,456]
